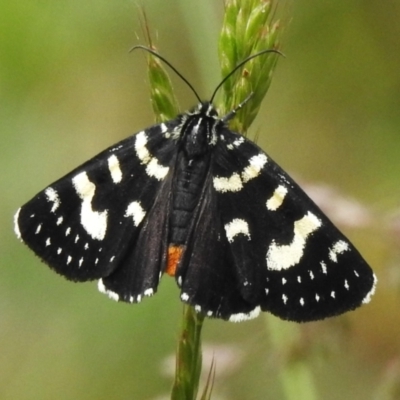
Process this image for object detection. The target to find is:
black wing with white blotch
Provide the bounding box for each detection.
[189,125,377,322]
[15,101,376,322]
[15,119,181,303]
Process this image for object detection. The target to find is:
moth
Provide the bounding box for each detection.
[14,49,376,322]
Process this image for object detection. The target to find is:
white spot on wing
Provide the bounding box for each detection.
[146,158,169,180]
[228,306,260,322]
[135,131,169,180]
[181,293,189,301]
[266,185,288,211]
[14,208,21,239]
[320,261,327,274]
[300,298,305,306]
[67,256,72,265]
[224,219,251,242]
[213,153,268,193]
[329,240,350,262]
[35,224,42,234]
[98,279,119,301]
[233,137,244,147]
[266,212,322,271]
[56,217,63,226]
[242,154,268,183]
[125,201,146,226]
[213,173,242,192]
[144,288,154,297]
[282,294,288,304]
[45,187,60,212]
[362,274,377,304]
[72,172,108,240]
[107,154,122,183]
[135,131,151,164]
[45,238,51,247]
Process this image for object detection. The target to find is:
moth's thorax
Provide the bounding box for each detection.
[178,102,220,158]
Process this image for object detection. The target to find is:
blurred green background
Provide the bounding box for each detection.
[2,1,400,399]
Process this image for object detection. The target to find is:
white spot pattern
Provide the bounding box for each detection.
[98,279,119,301]
[72,172,108,240]
[224,219,251,242]
[107,154,123,183]
[329,240,350,262]
[14,208,21,239]
[125,201,146,227]
[45,187,60,212]
[228,306,261,322]
[320,261,327,274]
[213,153,268,192]
[266,212,322,271]
[362,274,377,304]
[135,131,169,180]
[266,185,288,211]
[181,293,189,301]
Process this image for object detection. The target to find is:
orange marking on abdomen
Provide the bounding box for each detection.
[167,245,184,276]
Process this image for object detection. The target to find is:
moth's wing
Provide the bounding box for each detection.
[177,171,261,321]
[208,128,376,322]
[15,122,178,301]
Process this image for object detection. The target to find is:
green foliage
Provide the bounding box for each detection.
[218,0,281,133]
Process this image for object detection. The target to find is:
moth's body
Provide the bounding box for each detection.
[15,101,376,322]
[168,104,217,274]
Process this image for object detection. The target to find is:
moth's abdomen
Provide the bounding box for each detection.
[166,153,210,276]
[170,154,209,244]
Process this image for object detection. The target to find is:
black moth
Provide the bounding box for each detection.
[14,48,376,322]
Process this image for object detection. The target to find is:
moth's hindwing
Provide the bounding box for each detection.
[199,127,376,322]
[15,121,178,302]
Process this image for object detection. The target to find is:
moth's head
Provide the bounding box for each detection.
[191,102,219,119]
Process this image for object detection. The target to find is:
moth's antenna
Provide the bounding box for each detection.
[209,49,284,104]
[131,45,202,104]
